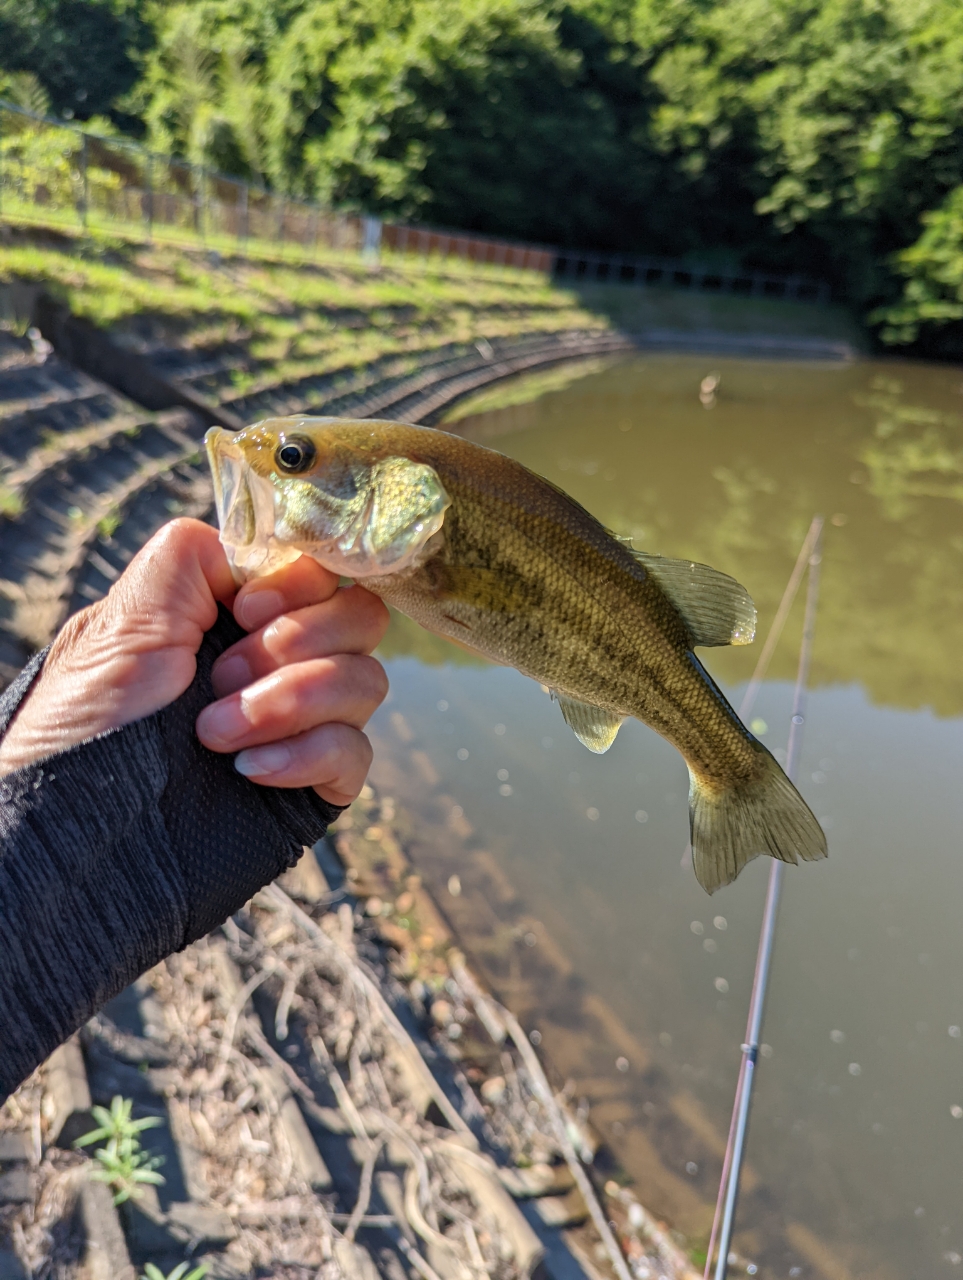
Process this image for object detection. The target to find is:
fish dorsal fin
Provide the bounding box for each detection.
[631,551,756,648]
[554,693,625,754]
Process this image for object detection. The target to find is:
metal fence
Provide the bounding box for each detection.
[0,99,828,299]
[0,100,555,273]
[554,248,830,304]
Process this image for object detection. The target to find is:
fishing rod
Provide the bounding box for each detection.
[704,515,825,1280]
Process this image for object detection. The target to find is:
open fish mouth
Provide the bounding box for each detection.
[206,428,247,543]
[205,427,300,579]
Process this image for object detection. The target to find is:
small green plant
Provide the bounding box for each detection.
[75,1095,166,1205]
[96,509,121,539]
[0,485,24,518]
[141,1263,210,1280]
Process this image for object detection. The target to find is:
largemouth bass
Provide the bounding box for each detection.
[205,416,826,893]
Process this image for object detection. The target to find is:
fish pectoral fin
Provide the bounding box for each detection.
[554,694,625,754]
[631,551,756,647]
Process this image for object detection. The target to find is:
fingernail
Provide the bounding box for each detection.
[235,743,292,777]
[212,653,251,696]
[237,589,283,631]
[197,698,249,747]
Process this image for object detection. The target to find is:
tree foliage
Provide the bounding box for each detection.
[0,0,150,123]
[5,0,963,341]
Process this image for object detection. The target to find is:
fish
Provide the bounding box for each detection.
[205,416,827,893]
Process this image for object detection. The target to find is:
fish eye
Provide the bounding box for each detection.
[275,436,316,474]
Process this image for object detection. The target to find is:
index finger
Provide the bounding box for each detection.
[233,554,339,633]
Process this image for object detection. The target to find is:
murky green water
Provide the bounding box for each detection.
[370,353,963,1279]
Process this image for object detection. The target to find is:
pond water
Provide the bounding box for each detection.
[367,352,963,1279]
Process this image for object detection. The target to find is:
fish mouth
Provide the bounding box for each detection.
[206,428,246,543]
[205,427,298,580]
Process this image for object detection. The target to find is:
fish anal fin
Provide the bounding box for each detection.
[632,551,756,648]
[555,693,624,754]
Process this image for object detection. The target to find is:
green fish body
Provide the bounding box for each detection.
[205,416,826,893]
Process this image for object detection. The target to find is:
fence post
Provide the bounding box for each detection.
[80,132,89,232]
[362,216,382,266]
[144,153,153,241]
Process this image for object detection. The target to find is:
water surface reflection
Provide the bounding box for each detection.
[368,354,963,1278]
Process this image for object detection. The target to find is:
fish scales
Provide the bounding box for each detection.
[360,425,757,786]
[206,416,827,892]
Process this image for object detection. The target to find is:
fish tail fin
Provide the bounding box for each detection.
[687,749,827,894]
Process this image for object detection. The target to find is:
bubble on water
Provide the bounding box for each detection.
[616,1056,629,1072]
[635,809,649,823]
[529,1029,542,1045]
[714,977,729,994]
[457,747,469,760]
[831,1029,845,1043]
[746,1267,758,1277]
[586,807,600,821]
[944,1252,962,1266]
[437,699,449,711]
[714,916,727,931]
[950,1105,963,1119]
[849,1063,862,1076]
[658,1031,672,1048]
[524,932,537,947]
[685,1162,698,1175]
[950,1026,962,1039]
[691,921,704,935]
[703,939,718,953]
[760,1044,773,1058]
[499,783,513,797]
[750,718,768,735]
[497,768,509,781]
[494,723,506,736]
[789,1269,802,1277]
[792,714,804,725]
[447,875,461,897]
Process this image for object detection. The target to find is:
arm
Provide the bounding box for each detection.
[0,519,388,1101]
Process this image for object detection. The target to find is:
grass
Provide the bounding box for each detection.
[573,279,865,347]
[0,225,604,379]
[0,221,862,398]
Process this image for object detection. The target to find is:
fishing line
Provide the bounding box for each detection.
[704,515,824,1280]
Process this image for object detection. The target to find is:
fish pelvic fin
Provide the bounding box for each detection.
[554,693,625,754]
[631,551,756,647]
[687,748,827,893]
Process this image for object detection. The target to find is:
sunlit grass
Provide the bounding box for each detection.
[0,224,604,389]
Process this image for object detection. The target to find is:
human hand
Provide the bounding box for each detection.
[0,519,389,805]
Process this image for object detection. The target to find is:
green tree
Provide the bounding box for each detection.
[0,0,151,124]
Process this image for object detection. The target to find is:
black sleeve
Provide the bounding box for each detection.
[0,605,342,1102]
